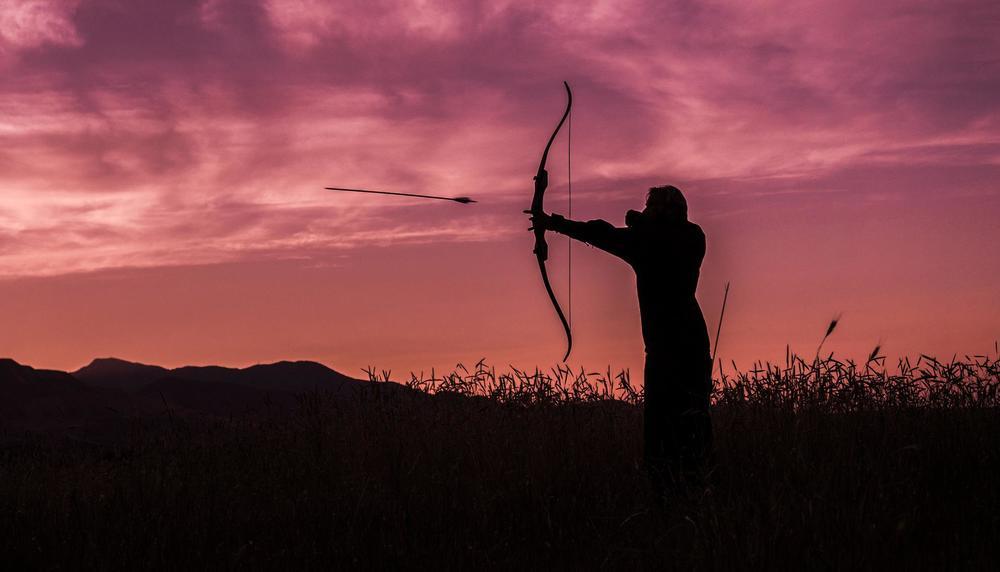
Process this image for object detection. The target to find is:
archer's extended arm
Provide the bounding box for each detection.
[544,214,631,260]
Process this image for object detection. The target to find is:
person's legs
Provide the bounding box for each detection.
[643,353,683,497]
[643,355,668,508]
[644,353,713,493]
[676,356,713,473]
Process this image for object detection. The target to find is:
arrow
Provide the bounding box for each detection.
[324,187,476,204]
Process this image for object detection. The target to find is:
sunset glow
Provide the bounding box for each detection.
[2,0,997,375]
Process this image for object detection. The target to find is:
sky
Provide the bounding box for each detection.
[1,0,998,378]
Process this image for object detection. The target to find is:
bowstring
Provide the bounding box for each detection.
[567,105,572,330]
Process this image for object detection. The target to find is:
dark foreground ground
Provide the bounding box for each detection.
[1,356,999,570]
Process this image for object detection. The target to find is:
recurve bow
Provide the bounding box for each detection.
[530,81,573,362]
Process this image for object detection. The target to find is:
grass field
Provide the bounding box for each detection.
[1,353,998,570]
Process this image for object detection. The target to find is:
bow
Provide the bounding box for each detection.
[530,81,573,361]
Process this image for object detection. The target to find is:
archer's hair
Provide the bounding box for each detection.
[647,185,687,219]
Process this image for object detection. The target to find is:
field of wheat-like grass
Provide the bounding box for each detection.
[1,352,998,570]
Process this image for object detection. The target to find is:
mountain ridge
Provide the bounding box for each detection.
[0,356,407,435]
[70,356,366,393]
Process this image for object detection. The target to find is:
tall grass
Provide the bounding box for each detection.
[716,350,1000,410]
[1,350,998,570]
[388,360,642,405]
[391,350,1000,411]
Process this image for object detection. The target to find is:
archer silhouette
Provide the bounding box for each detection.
[529,185,713,490]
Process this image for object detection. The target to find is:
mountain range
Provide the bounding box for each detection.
[72,357,365,393]
[0,357,400,436]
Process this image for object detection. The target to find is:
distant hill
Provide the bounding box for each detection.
[72,357,170,390]
[0,358,126,431]
[73,357,366,394]
[1,357,83,390]
[1,357,414,437]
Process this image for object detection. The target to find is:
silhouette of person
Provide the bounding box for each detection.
[529,185,713,490]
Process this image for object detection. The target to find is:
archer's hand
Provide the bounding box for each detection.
[533,168,549,189]
[524,210,564,232]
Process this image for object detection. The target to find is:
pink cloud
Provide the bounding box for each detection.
[2,0,997,270]
[0,0,82,55]
[0,0,997,371]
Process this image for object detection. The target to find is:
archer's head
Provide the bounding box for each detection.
[644,185,687,223]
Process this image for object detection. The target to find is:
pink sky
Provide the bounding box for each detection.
[1,0,998,377]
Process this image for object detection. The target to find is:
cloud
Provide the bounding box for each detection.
[0,0,82,54]
[0,0,998,277]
